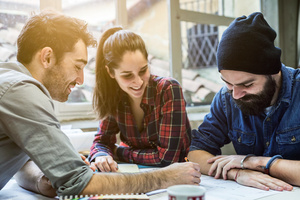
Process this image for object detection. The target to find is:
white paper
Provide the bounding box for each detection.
[63,130,96,152]
[201,175,284,200]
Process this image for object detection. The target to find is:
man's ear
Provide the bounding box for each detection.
[40,47,55,68]
[105,65,115,78]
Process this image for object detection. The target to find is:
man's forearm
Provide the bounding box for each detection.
[264,159,300,186]
[14,160,43,194]
[81,170,165,195]
[81,162,201,195]
[14,160,57,197]
[188,150,214,175]
[241,156,300,186]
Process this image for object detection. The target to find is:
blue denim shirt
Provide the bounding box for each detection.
[190,64,300,160]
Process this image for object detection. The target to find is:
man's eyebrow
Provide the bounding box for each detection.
[76,58,87,65]
[220,76,255,86]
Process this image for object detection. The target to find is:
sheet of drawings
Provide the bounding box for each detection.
[200,175,292,200]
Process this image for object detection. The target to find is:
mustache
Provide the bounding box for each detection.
[70,82,77,87]
[227,90,258,101]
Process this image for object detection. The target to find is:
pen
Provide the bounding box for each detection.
[185,157,189,162]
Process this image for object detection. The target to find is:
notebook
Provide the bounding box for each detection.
[117,164,140,173]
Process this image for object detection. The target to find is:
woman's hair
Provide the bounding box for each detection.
[17,10,96,65]
[93,27,148,119]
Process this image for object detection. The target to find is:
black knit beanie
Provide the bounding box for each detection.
[217,12,281,75]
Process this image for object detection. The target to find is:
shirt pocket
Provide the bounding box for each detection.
[228,129,256,155]
[276,126,300,160]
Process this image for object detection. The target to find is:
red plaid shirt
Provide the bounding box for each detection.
[89,75,191,166]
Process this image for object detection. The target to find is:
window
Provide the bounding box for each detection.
[168,0,262,108]
[0,0,264,122]
[54,0,120,121]
[0,0,39,62]
[56,0,174,121]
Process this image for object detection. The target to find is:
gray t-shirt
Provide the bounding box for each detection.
[0,62,93,196]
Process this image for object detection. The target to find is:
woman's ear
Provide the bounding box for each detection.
[40,47,55,68]
[105,65,115,78]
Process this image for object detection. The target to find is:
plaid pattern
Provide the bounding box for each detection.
[89,75,191,166]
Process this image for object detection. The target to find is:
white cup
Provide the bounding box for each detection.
[167,185,206,200]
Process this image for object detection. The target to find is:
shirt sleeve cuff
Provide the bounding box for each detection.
[89,152,110,162]
[116,146,127,162]
[189,145,204,152]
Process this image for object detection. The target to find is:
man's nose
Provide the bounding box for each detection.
[232,86,246,99]
[76,69,84,85]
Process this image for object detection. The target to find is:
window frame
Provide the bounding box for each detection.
[47,0,126,121]
[50,0,234,121]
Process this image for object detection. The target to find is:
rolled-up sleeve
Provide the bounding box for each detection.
[88,117,119,162]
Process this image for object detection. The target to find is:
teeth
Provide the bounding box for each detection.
[132,86,141,90]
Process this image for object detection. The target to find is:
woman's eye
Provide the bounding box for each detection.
[139,70,146,75]
[139,67,148,75]
[122,74,133,79]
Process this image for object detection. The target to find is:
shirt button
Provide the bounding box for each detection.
[266,118,271,121]
[291,136,296,142]
[266,141,270,147]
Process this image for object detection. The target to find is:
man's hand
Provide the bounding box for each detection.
[235,169,293,191]
[207,155,245,179]
[162,162,201,188]
[36,175,57,197]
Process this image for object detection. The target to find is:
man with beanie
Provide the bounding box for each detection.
[188,12,300,191]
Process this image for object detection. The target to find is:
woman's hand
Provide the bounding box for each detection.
[93,155,118,172]
[80,154,97,172]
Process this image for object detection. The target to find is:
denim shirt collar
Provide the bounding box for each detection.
[277,64,292,105]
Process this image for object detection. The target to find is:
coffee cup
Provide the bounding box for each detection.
[167,185,206,200]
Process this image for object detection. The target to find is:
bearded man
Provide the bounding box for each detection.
[188,12,300,191]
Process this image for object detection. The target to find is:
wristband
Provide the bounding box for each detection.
[240,154,255,169]
[262,155,283,175]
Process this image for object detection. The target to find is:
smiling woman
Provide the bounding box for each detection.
[88,27,192,171]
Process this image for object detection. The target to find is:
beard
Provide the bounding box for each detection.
[228,75,277,116]
[43,64,75,102]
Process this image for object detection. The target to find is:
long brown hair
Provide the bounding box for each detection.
[93,27,148,119]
